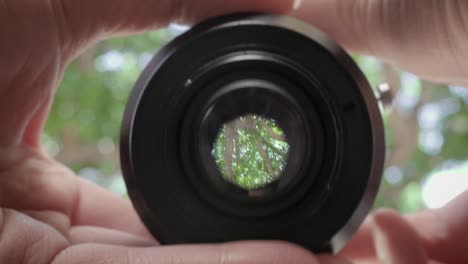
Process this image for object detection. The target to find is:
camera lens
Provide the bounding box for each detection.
[212,114,289,191]
[192,77,317,204]
[120,13,385,253]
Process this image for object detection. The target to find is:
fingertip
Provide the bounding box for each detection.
[372,208,401,226]
[371,209,427,264]
[372,208,412,238]
[371,208,407,249]
[72,178,153,239]
[338,216,375,260]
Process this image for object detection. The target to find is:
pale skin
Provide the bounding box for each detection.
[0,0,467,263]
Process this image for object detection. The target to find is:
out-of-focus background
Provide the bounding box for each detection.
[44,26,468,213]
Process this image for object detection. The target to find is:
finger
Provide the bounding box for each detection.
[22,210,71,238]
[1,0,296,149]
[293,0,468,84]
[338,217,375,260]
[340,191,468,263]
[61,0,296,40]
[72,178,154,240]
[416,190,468,263]
[52,241,319,264]
[0,3,62,148]
[317,254,353,264]
[0,151,152,240]
[70,226,157,247]
[372,209,427,264]
[0,209,68,264]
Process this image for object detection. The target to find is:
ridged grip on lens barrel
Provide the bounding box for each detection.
[120,13,385,253]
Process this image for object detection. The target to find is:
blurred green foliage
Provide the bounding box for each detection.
[45,28,468,210]
[212,115,289,190]
[45,31,169,177]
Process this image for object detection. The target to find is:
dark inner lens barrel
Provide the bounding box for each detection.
[196,79,316,200]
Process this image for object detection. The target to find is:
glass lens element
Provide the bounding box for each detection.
[211,115,290,191]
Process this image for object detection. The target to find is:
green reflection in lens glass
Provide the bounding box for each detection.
[211,115,290,191]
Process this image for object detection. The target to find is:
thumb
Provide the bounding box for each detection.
[52,241,320,264]
[293,0,468,84]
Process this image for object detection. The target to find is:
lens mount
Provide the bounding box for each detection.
[120,13,385,253]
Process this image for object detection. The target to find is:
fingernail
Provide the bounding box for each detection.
[293,0,302,10]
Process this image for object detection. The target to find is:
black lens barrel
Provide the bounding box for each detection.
[120,13,385,253]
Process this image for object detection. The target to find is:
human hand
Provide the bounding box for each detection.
[292,1,468,263]
[1,0,467,263]
[294,0,468,87]
[0,1,325,263]
[336,191,468,264]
